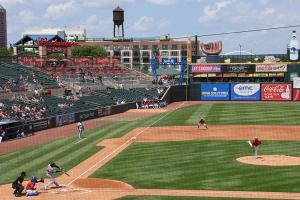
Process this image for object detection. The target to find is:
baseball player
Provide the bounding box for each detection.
[44,162,61,190]
[198,117,208,129]
[25,176,44,196]
[77,121,84,139]
[250,137,262,158]
[12,171,26,197]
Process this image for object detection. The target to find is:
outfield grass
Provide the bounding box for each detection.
[119,196,267,200]
[153,103,300,126]
[2,102,300,187]
[91,140,300,192]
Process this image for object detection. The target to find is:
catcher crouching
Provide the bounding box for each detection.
[25,177,44,197]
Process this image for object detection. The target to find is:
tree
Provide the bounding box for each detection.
[18,51,39,57]
[47,53,64,60]
[0,48,12,59]
[71,46,108,58]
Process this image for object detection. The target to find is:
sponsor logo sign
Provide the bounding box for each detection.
[201,84,230,100]
[256,64,287,72]
[191,65,221,73]
[32,119,49,131]
[231,84,260,100]
[161,58,180,65]
[56,113,75,126]
[261,83,292,101]
[222,65,255,73]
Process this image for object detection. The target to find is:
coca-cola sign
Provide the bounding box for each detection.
[261,84,292,101]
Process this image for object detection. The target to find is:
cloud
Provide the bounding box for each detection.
[159,19,172,28]
[199,0,233,23]
[83,0,135,8]
[145,0,177,6]
[131,16,153,32]
[44,1,76,20]
[82,15,112,37]
[0,0,24,4]
[259,0,269,5]
[18,10,36,24]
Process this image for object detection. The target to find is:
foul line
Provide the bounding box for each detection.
[74,138,87,144]
[66,101,186,187]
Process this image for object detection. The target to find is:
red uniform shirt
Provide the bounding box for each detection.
[252,138,261,147]
[199,119,205,123]
[26,182,36,190]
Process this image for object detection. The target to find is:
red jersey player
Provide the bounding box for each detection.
[198,117,208,129]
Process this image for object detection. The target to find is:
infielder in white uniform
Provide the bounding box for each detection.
[44,163,61,190]
[77,121,84,139]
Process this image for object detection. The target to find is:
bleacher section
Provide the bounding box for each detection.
[0,62,59,92]
[0,87,165,121]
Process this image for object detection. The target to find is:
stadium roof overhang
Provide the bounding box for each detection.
[14,35,64,46]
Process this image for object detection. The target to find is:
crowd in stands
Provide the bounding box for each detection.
[0,95,47,121]
[136,100,167,109]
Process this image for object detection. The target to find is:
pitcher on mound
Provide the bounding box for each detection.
[198,117,208,129]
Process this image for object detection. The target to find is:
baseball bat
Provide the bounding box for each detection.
[59,168,70,176]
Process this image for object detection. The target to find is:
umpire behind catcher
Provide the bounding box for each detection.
[12,171,26,197]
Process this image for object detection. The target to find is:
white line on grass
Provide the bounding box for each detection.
[66,101,186,187]
[74,138,87,144]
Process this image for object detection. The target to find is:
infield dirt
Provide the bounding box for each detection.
[2,102,300,199]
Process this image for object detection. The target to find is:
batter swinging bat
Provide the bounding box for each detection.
[247,140,253,148]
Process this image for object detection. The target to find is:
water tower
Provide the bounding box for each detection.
[113,6,124,39]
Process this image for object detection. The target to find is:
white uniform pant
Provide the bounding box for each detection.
[45,173,59,188]
[79,129,83,139]
[26,189,38,196]
[0,136,2,143]
[253,146,259,157]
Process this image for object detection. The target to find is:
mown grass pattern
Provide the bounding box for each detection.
[154,103,300,126]
[0,113,162,184]
[92,140,300,192]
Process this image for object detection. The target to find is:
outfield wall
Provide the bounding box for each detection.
[189,83,300,101]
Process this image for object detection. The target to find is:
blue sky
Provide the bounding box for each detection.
[1,0,300,54]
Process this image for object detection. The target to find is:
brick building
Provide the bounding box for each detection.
[78,37,199,70]
[0,4,7,48]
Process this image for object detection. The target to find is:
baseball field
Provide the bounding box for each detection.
[1,101,300,199]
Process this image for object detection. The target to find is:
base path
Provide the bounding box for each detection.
[0,109,166,154]
[2,124,300,200]
[2,100,300,199]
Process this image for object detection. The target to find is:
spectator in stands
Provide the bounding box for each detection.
[16,128,23,139]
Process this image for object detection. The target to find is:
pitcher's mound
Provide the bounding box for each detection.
[237,155,300,166]
[72,178,134,189]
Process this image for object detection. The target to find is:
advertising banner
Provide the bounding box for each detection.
[256,64,287,72]
[201,84,230,100]
[231,84,260,100]
[222,65,255,73]
[191,65,221,73]
[261,83,292,101]
[31,118,50,131]
[76,109,98,121]
[56,113,75,126]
